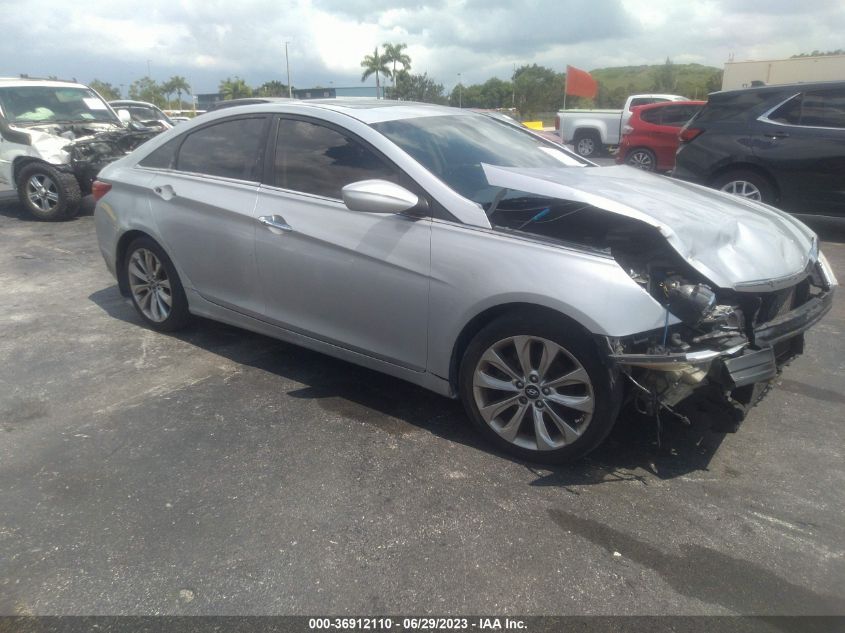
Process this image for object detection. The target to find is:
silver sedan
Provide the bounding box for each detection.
[93,100,836,462]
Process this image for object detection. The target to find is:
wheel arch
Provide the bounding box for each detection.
[12,156,51,186]
[448,302,599,393]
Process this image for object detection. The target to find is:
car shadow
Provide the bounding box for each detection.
[89,285,736,487]
[796,214,845,244]
[0,194,95,220]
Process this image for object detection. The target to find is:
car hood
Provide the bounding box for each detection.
[482,164,816,290]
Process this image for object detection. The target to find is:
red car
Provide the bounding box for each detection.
[616,100,705,172]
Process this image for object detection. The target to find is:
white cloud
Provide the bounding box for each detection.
[0,0,842,92]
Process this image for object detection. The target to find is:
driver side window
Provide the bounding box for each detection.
[273,118,398,199]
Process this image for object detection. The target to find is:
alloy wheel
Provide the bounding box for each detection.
[128,248,172,323]
[720,180,762,201]
[627,151,654,170]
[472,336,594,452]
[576,137,595,156]
[26,174,59,212]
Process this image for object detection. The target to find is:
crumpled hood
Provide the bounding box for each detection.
[482,164,817,290]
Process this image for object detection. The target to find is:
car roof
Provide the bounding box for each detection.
[201,99,467,124]
[712,80,845,99]
[634,100,706,111]
[110,100,159,106]
[0,78,90,90]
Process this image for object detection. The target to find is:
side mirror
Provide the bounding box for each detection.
[116,109,132,124]
[342,179,419,214]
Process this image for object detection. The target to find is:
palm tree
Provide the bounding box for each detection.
[219,76,253,100]
[166,76,191,109]
[382,43,411,96]
[258,80,289,97]
[360,47,390,98]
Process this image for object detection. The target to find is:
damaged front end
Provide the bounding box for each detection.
[65,126,157,191]
[480,163,837,425]
[25,123,157,192]
[608,251,835,423]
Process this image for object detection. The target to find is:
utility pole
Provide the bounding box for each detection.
[285,42,292,98]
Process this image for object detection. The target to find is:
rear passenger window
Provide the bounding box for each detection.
[139,138,180,169]
[660,105,696,127]
[640,108,662,124]
[176,117,267,180]
[273,118,398,199]
[769,90,845,129]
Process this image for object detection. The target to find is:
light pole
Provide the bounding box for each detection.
[285,42,292,98]
[457,72,462,108]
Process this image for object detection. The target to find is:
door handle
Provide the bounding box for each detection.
[258,215,293,233]
[153,184,176,201]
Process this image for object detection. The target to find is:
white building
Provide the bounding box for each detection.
[722,54,845,90]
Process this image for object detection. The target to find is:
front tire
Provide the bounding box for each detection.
[16,162,81,221]
[124,237,191,332]
[459,312,621,463]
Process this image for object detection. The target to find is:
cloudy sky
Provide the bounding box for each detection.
[1,0,843,95]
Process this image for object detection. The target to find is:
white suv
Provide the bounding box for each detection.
[0,78,156,220]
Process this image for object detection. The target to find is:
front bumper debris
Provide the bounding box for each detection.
[611,288,833,374]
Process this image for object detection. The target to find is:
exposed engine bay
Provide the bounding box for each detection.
[29,122,157,192]
[487,191,836,426]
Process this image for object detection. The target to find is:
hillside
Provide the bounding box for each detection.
[582,63,723,107]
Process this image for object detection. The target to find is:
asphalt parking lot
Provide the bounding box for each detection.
[1,190,844,617]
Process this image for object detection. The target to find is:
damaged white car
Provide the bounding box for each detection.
[0,78,157,220]
[93,102,836,462]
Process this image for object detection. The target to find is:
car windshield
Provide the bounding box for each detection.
[372,114,586,207]
[0,85,119,125]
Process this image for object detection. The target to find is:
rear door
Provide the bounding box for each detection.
[649,104,701,170]
[755,87,845,214]
[144,115,269,315]
[253,116,432,370]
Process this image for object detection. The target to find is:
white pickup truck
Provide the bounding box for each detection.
[556,93,687,157]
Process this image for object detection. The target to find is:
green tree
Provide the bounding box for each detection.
[652,57,678,93]
[792,49,844,58]
[257,80,290,97]
[360,47,390,98]
[89,79,121,101]
[512,64,564,118]
[128,76,165,107]
[705,70,723,93]
[382,42,411,94]
[164,76,191,109]
[390,72,447,104]
[219,76,253,100]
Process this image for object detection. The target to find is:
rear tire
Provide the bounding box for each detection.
[124,236,191,332]
[711,169,775,204]
[16,162,81,221]
[625,148,657,172]
[459,312,621,463]
[573,131,601,158]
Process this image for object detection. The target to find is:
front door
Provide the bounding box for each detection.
[254,117,431,370]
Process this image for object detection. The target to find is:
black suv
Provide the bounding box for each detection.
[673,81,845,215]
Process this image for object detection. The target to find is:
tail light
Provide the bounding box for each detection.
[621,124,633,136]
[679,126,703,143]
[91,180,112,201]
[554,114,560,131]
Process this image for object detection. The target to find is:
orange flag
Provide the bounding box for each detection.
[565,65,598,99]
